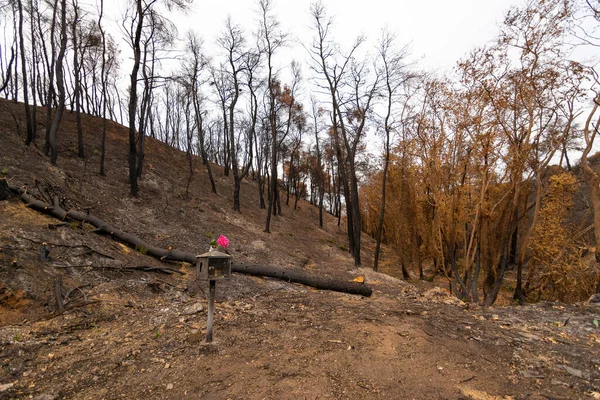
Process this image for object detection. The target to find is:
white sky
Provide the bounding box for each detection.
[171,0,529,72]
[100,0,536,91]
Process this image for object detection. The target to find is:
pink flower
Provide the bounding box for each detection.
[216,235,229,249]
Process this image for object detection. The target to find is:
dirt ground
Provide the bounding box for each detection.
[1,99,600,399]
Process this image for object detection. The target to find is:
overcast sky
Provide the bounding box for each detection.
[167,0,529,72]
[100,0,534,84]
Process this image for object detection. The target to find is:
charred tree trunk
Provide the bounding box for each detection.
[127,0,144,196]
[48,0,67,165]
[265,96,277,232]
[194,110,216,194]
[0,47,15,94]
[253,129,265,209]
[29,0,38,142]
[313,121,324,228]
[44,0,58,156]
[17,0,33,146]
[71,0,84,158]
[374,116,391,272]
[348,160,362,267]
[233,263,372,297]
[99,0,107,176]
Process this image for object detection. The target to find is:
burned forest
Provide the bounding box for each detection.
[1,0,600,398]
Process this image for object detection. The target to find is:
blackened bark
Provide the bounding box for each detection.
[233,263,372,296]
[71,0,84,158]
[48,0,67,165]
[0,47,14,93]
[225,41,243,211]
[127,0,144,196]
[374,111,391,271]
[29,0,37,142]
[194,105,216,194]
[44,0,58,156]
[313,115,324,228]
[471,240,481,302]
[484,236,510,306]
[17,0,33,146]
[264,72,277,232]
[99,0,107,176]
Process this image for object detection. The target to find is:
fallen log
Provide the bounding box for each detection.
[9,185,196,263]
[232,263,372,297]
[8,185,373,296]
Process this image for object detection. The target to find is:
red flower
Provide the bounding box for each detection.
[216,235,229,249]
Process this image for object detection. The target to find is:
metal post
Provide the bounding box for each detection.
[206,280,216,342]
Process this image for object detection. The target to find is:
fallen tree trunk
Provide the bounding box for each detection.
[9,185,196,263]
[8,185,372,296]
[232,263,372,297]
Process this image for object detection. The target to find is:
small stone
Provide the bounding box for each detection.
[32,394,58,400]
[166,383,174,390]
[521,370,544,379]
[181,303,204,316]
[518,332,541,341]
[560,364,590,379]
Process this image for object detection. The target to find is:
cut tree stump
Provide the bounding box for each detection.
[9,184,373,297]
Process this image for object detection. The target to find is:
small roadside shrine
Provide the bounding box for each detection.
[196,250,232,342]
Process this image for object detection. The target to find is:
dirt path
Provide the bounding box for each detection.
[1,271,599,399]
[0,198,599,399]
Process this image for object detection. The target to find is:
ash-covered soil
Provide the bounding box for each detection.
[0,99,599,399]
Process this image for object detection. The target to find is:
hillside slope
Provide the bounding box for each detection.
[0,98,384,272]
[1,100,599,399]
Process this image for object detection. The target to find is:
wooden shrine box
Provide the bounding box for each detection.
[196,250,232,281]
